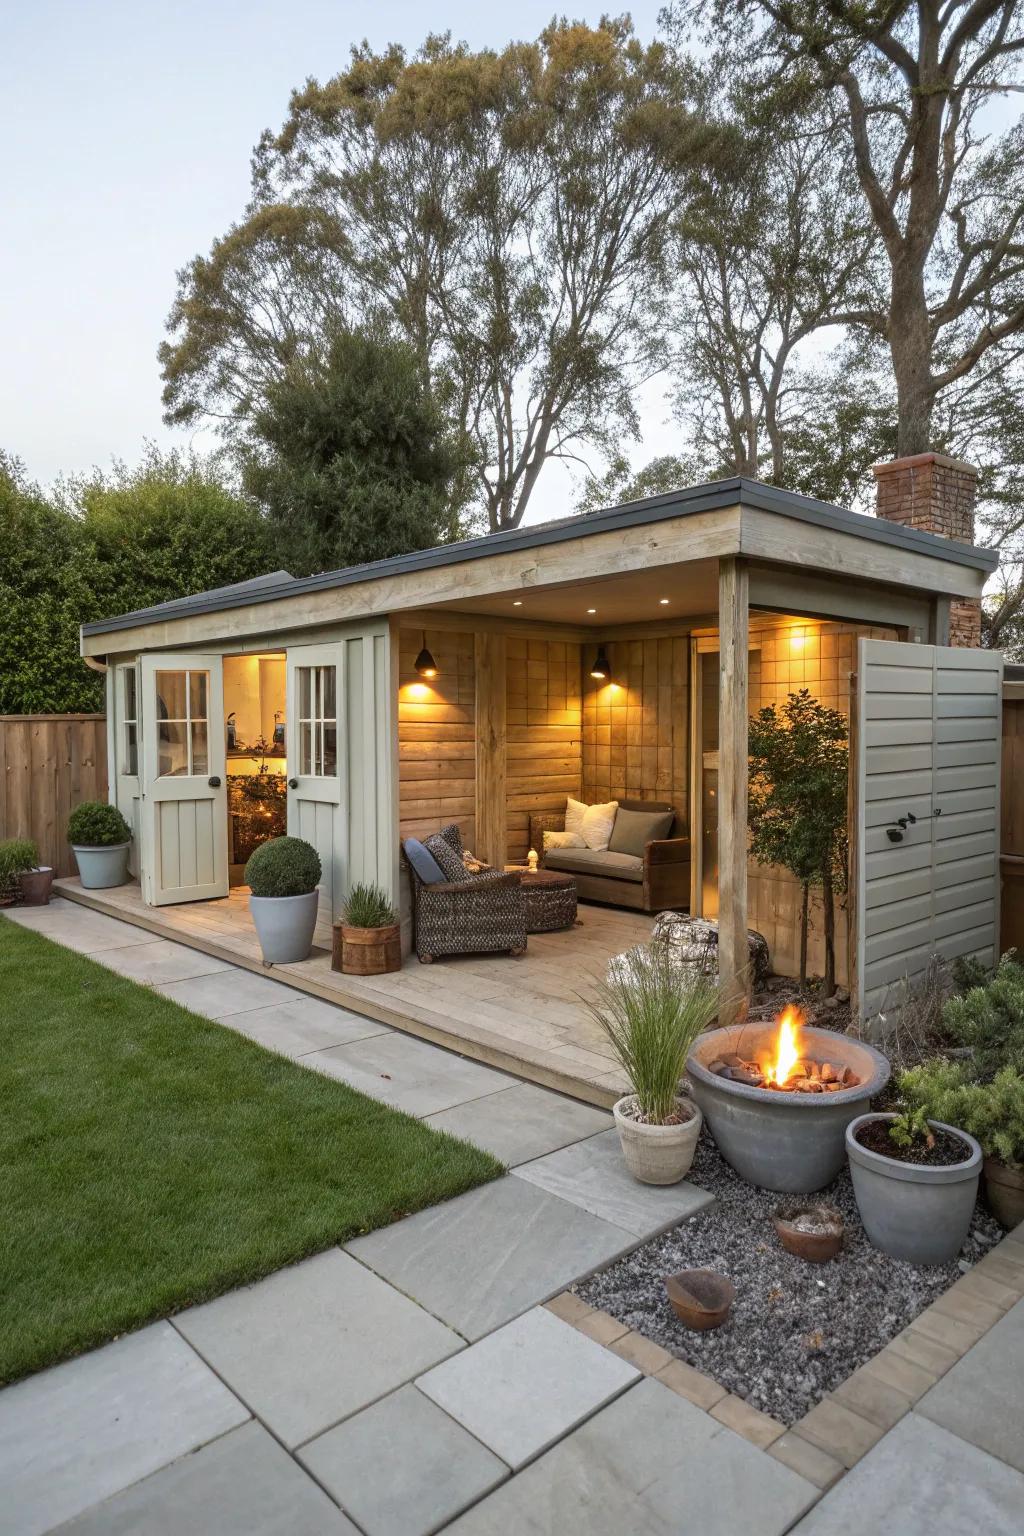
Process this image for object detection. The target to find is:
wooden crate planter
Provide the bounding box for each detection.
[333,922,402,976]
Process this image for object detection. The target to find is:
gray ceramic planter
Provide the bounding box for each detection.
[72,842,130,890]
[846,1113,982,1266]
[249,890,319,964]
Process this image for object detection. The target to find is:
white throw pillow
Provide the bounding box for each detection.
[581,799,619,851]
[565,796,588,839]
[543,829,586,852]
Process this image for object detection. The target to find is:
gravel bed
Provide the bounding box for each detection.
[575,1136,1003,1425]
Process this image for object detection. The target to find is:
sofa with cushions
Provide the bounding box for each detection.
[529,797,690,914]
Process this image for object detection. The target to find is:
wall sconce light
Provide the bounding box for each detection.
[590,644,612,682]
[414,631,438,679]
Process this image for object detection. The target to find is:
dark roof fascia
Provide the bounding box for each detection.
[81,477,997,639]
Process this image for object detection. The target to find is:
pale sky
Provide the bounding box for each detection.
[1,0,672,523]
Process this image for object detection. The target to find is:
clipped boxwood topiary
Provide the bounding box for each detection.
[245,836,321,899]
[67,802,132,848]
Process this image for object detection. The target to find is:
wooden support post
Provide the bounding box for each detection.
[474,631,507,869]
[718,558,749,1024]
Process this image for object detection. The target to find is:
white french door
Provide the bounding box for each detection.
[141,653,228,905]
[286,644,343,917]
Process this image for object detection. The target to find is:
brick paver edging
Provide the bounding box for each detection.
[545,1221,1024,1493]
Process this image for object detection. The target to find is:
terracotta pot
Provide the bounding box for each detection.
[19,867,54,906]
[334,922,402,976]
[612,1095,702,1186]
[773,1202,845,1263]
[665,1269,736,1330]
[983,1156,1024,1230]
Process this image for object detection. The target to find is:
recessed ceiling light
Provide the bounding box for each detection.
[587,607,597,614]
[512,599,523,606]
[659,598,670,605]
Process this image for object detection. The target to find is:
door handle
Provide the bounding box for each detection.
[208,776,221,788]
[288,778,298,789]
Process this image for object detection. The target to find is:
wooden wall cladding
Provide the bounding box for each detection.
[581,637,689,823]
[397,629,476,849]
[506,638,583,863]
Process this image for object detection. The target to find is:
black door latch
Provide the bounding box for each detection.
[886,808,942,843]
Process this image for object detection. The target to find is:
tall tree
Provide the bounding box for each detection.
[669,112,881,483]
[161,20,727,531]
[242,327,471,574]
[687,1,1024,457]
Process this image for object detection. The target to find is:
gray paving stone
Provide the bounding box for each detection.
[156,968,300,1019]
[444,1376,816,1535]
[300,1385,507,1536]
[173,1248,463,1449]
[3,900,154,953]
[424,1084,611,1166]
[512,1126,714,1235]
[303,1031,513,1117]
[221,996,392,1056]
[0,1322,249,1536]
[789,1412,1024,1535]
[417,1305,638,1468]
[347,1175,636,1341]
[915,1296,1024,1473]
[58,1420,355,1535]
[96,938,233,985]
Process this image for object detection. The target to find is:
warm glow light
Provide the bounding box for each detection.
[587,607,597,614]
[405,682,432,701]
[513,599,523,606]
[764,1006,803,1088]
[659,598,670,605]
[789,632,806,650]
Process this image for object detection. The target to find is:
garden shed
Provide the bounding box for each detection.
[71,454,1001,1090]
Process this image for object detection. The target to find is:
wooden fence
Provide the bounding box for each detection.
[0,715,108,877]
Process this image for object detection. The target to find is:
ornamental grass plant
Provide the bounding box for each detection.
[343,882,398,928]
[587,943,721,1124]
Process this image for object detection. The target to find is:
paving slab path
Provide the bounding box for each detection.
[2,899,1022,1534]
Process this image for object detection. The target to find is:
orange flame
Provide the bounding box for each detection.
[764,1006,803,1088]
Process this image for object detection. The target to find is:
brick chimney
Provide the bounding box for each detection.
[872,451,982,647]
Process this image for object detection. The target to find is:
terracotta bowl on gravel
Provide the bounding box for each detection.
[773,1201,845,1263]
[664,1269,736,1330]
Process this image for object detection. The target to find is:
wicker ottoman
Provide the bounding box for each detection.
[514,869,578,932]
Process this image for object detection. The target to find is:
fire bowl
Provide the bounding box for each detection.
[687,1023,890,1192]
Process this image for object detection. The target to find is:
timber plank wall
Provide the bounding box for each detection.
[0,714,108,876]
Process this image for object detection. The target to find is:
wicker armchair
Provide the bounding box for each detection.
[403,824,527,963]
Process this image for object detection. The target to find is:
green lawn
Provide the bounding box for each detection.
[0,918,502,1385]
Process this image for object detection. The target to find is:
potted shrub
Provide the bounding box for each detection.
[333,883,401,975]
[245,835,321,964]
[67,802,132,889]
[846,1104,982,1265]
[587,942,720,1185]
[901,1059,1024,1230]
[0,838,50,905]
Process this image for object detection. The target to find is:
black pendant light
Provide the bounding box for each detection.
[590,644,612,682]
[414,630,438,679]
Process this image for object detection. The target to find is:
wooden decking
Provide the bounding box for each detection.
[53,879,653,1106]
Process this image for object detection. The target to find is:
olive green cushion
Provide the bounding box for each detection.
[607,806,675,858]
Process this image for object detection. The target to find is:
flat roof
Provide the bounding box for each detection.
[81,475,997,639]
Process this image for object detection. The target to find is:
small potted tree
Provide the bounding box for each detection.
[587,943,720,1185]
[67,802,132,889]
[846,1103,982,1265]
[245,835,321,964]
[333,883,401,975]
[748,690,848,996]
